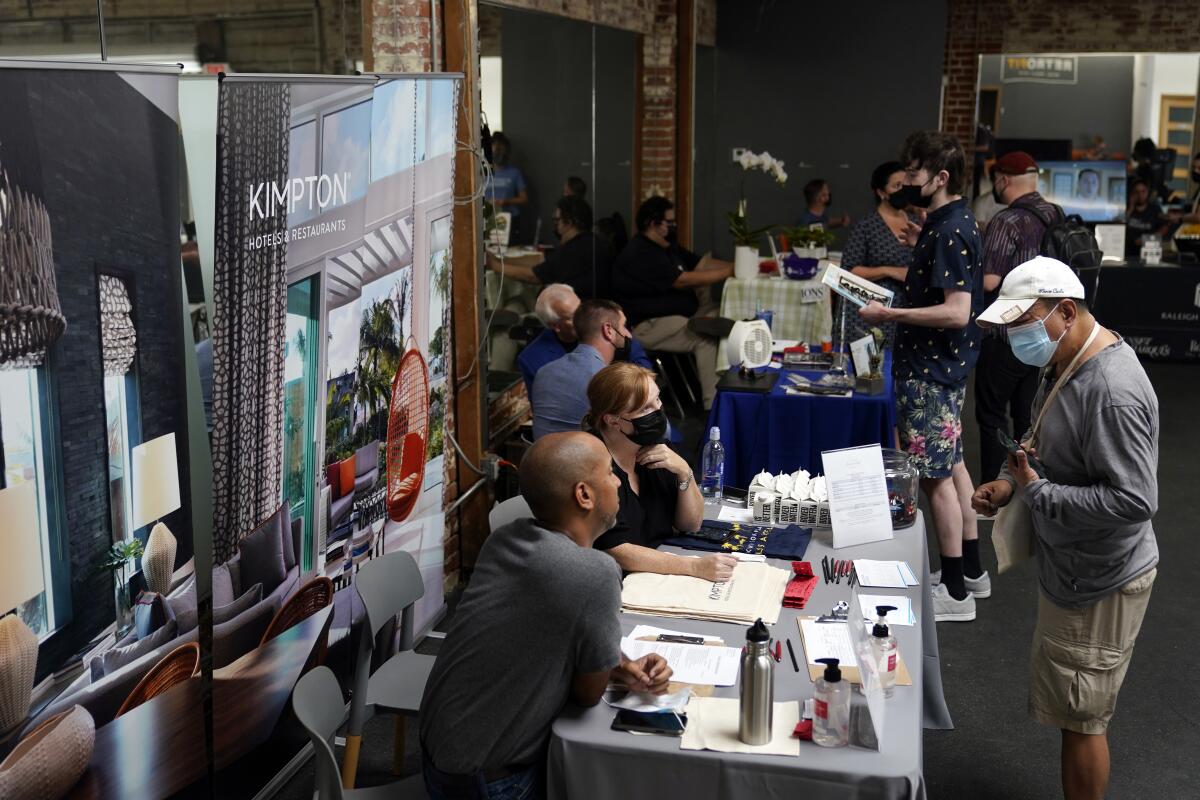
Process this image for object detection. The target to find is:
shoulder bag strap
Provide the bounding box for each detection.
[1028,320,1102,448]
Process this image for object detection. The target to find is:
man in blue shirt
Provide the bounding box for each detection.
[485,132,528,239]
[531,299,634,440]
[518,284,653,395]
[860,130,985,624]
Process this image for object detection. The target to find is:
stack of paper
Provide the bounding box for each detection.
[621,561,791,625]
[857,594,916,626]
[680,696,800,757]
[853,559,919,588]
[619,637,742,686]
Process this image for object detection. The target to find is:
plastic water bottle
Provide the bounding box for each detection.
[700,427,725,501]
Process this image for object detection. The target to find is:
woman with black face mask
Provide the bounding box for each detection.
[836,161,916,348]
[582,363,734,582]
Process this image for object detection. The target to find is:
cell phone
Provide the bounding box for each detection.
[996,430,1046,478]
[611,709,687,736]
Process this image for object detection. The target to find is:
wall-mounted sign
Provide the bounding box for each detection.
[1001,55,1077,84]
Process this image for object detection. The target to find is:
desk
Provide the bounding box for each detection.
[707,360,896,489]
[718,276,832,370]
[66,605,332,800]
[548,510,951,800]
[1092,263,1200,360]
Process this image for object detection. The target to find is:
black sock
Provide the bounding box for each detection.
[939,556,968,600]
[963,539,983,579]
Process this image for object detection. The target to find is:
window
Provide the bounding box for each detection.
[322,100,372,207]
[282,276,321,571]
[427,79,456,159]
[0,368,60,638]
[289,120,318,225]
[372,79,423,182]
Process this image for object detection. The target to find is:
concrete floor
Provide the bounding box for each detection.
[277,359,1199,799]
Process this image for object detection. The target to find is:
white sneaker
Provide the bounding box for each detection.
[930,569,992,599]
[932,583,976,622]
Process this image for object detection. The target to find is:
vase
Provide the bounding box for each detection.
[734,246,760,281]
[143,522,177,596]
[113,568,133,638]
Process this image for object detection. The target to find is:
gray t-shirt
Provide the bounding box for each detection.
[419,518,622,773]
[1005,338,1159,608]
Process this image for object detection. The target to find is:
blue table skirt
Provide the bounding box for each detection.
[707,355,897,488]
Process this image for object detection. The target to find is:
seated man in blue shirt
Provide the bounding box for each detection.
[531,299,634,439]
[518,284,652,395]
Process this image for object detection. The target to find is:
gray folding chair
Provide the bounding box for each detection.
[292,666,426,799]
[341,550,436,788]
[488,494,531,532]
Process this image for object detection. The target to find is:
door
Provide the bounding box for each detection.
[282,275,320,571]
[1159,94,1195,200]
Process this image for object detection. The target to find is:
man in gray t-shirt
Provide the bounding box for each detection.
[974,257,1158,800]
[420,432,672,798]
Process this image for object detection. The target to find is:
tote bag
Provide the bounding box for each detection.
[993,322,1101,573]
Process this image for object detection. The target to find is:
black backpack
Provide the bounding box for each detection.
[1009,199,1103,273]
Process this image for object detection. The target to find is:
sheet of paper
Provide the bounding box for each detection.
[628,624,723,644]
[716,505,754,524]
[680,697,801,757]
[821,445,894,548]
[857,594,916,626]
[899,562,919,586]
[1094,224,1126,262]
[852,559,909,588]
[798,619,858,666]
[849,334,874,377]
[620,637,742,686]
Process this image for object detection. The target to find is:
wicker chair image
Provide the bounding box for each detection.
[260,577,335,669]
[386,346,429,524]
[114,641,200,718]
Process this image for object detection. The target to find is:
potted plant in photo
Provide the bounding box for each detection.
[729,150,787,280]
[98,538,144,638]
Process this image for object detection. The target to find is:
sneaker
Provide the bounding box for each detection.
[932,583,976,622]
[930,569,991,599]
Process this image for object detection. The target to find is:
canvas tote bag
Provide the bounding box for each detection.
[993,321,1102,573]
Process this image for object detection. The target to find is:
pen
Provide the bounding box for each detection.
[786,639,799,672]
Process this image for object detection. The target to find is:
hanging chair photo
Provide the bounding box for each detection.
[386,343,430,522]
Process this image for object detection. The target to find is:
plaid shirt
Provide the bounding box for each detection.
[981,192,1062,303]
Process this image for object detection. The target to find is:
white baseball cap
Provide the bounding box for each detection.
[977,256,1086,327]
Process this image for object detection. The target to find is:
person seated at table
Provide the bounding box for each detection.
[420,431,673,800]
[518,284,653,392]
[839,161,915,348]
[563,175,587,199]
[799,178,851,229]
[532,299,636,440]
[485,196,611,299]
[584,362,736,582]
[610,197,733,410]
[485,131,529,240]
[1124,178,1169,258]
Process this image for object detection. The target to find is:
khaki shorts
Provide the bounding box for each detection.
[1029,568,1156,734]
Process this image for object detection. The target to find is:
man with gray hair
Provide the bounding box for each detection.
[973,256,1158,800]
[517,284,652,394]
[420,432,672,798]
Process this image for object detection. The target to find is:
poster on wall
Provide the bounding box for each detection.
[0,61,207,743]
[210,73,459,638]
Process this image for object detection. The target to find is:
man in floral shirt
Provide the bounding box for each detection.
[860,130,986,623]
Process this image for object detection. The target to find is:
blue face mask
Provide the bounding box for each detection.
[1007,302,1065,367]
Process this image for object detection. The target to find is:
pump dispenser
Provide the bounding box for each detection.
[738,618,773,745]
[871,605,898,697]
[812,657,849,747]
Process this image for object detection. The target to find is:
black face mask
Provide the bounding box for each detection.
[621,409,667,446]
[665,222,678,243]
[899,180,934,209]
[886,188,908,210]
[612,332,631,363]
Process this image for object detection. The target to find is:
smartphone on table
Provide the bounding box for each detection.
[996,430,1046,478]
[611,709,687,736]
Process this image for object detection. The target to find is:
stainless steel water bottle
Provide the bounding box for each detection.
[738,618,774,745]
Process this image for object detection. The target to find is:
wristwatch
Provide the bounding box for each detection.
[678,471,694,492]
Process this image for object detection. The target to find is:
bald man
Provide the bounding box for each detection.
[420,432,672,799]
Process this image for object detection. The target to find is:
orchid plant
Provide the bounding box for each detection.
[729,150,787,248]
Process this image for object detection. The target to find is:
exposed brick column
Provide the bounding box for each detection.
[364,0,433,73]
[941,0,1004,163]
[639,0,678,202]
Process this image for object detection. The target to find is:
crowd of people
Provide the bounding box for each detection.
[430,127,1161,800]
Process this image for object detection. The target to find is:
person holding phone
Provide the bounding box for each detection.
[420,432,672,800]
[972,256,1158,800]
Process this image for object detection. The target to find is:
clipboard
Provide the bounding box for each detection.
[794,616,913,686]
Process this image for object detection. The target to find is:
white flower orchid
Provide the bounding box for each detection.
[736,149,787,185]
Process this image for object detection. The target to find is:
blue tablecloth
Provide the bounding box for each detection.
[707,354,896,488]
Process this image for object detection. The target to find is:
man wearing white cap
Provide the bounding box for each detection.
[972,255,1158,800]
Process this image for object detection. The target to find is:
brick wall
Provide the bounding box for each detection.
[0,0,362,74]
[943,0,1200,164]
[640,0,677,200]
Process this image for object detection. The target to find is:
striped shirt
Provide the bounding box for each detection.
[981,192,1062,305]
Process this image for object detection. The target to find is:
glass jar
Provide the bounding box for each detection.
[882,448,918,529]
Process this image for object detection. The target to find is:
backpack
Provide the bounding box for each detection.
[1009,199,1103,274]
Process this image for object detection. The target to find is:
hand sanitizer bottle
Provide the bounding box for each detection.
[812,658,849,747]
[870,605,898,698]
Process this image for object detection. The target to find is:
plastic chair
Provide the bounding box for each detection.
[341,551,435,788]
[115,641,200,717]
[293,666,426,799]
[260,576,335,668]
[488,494,531,532]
